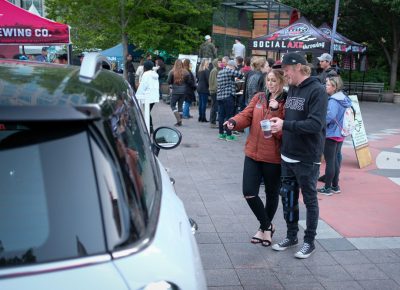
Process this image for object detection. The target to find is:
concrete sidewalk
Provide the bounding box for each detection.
[153,101,400,290]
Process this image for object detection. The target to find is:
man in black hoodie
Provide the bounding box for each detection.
[270,52,328,259]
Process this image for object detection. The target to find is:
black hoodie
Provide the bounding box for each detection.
[282,76,328,163]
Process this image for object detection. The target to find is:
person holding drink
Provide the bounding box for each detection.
[224,69,287,246]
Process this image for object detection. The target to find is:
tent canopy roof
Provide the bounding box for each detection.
[221,0,293,13]
[0,0,70,45]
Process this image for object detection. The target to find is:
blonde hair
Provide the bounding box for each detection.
[251,56,266,71]
[327,76,344,92]
[199,59,209,72]
[268,69,286,87]
[172,59,185,84]
[299,64,311,76]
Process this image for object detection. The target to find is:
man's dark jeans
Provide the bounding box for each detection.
[281,160,320,244]
[217,96,234,135]
[209,93,217,124]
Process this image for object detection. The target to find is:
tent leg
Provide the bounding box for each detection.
[67,44,73,65]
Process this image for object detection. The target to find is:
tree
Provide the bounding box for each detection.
[281,0,399,90]
[46,0,218,78]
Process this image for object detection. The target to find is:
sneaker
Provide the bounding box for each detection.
[294,242,315,259]
[210,123,218,129]
[318,186,333,196]
[272,238,298,251]
[226,135,237,141]
[331,186,341,194]
[218,133,226,140]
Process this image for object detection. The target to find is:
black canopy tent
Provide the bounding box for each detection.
[250,16,330,53]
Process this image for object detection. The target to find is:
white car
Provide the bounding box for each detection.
[0,54,206,290]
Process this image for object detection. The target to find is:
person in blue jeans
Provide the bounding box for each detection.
[182,59,196,119]
[270,52,328,259]
[216,59,243,141]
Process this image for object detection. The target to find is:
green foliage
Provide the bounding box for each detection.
[46,0,219,55]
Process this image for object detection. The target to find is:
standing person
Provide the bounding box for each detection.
[35,47,48,62]
[182,59,196,119]
[318,75,352,195]
[317,53,337,84]
[270,52,327,259]
[224,69,287,246]
[216,60,243,141]
[243,57,267,106]
[241,57,252,74]
[125,54,136,89]
[167,59,189,126]
[232,38,245,58]
[197,59,211,122]
[155,57,167,99]
[199,35,217,60]
[208,58,222,128]
[135,60,160,134]
[235,56,244,71]
[135,58,145,90]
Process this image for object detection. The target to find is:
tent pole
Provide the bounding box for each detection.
[330,0,340,56]
[67,44,73,65]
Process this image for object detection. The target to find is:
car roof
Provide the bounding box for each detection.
[0,55,131,121]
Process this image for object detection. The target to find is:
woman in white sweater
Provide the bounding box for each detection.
[135,60,160,133]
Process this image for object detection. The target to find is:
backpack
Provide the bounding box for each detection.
[336,106,356,137]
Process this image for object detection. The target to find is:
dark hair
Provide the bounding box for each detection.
[244,56,251,66]
[235,56,243,64]
[267,58,274,68]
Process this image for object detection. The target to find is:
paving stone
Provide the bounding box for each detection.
[283,282,325,290]
[208,287,243,290]
[318,238,356,251]
[262,248,305,267]
[218,232,252,244]
[204,269,241,287]
[302,251,338,266]
[376,262,400,284]
[236,268,281,286]
[342,263,388,280]
[308,265,353,282]
[321,281,363,290]
[196,232,221,244]
[224,243,269,269]
[198,244,233,269]
[197,223,216,233]
[271,265,317,286]
[243,284,284,290]
[329,250,370,265]
[358,279,400,290]
[361,249,400,263]
[348,237,391,249]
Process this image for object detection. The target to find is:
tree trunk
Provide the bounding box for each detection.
[390,49,398,91]
[120,0,128,80]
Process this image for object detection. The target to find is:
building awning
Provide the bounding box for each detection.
[221,0,294,13]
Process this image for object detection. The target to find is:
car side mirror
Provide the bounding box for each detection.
[152,127,182,151]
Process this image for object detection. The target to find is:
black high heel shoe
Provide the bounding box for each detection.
[261,224,275,247]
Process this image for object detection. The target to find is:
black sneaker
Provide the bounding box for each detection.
[318,186,333,196]
[272,238,298,251]
[331,186,341,194]
[294,242,315,259]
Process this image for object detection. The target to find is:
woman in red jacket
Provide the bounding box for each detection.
[225,69,286,246]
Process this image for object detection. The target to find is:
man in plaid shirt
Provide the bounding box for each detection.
[217,59,243,141]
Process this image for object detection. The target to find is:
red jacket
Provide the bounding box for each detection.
[231,92,286,164]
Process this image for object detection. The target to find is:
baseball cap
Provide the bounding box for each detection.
[205,35,211,40]
[41,47,48,52]
[143,60,154,70]
[227,60,237,68]
[282,52,307,65]
[317,53,332,62]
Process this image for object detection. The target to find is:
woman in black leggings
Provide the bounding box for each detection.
[225,69,287,246]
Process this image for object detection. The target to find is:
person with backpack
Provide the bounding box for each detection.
[318,75,353,196]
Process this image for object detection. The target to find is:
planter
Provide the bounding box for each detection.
[394,93,400,104]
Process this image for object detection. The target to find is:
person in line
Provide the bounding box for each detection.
[318,75,352,195]
[125,54,136,89]
[317,53,337,84]
[135,58,145,90]
[135,60,160,134]
[199,35,217,60]
[257,58,275,93]
[208,58,222,128]
[216,59,243,141]
[235,56,244,71]
[182,59,196,119]
[224,69,287,246]
[155,57,167,100]
[243,57,268,107]
[232,38,245,58]
[241,57,252,74]
[36,47,48,62]
[197,59,211,122]
[270,52,327,259]
[167,59,190,126]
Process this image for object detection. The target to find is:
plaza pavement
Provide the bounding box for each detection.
[153,100,400,290]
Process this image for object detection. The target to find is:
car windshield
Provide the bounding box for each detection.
[0,122,105,268]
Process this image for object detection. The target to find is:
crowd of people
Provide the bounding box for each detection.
[135,34,351,260]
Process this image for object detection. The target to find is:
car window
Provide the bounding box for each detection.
[106,96,160,225]
[0,122,106,268]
